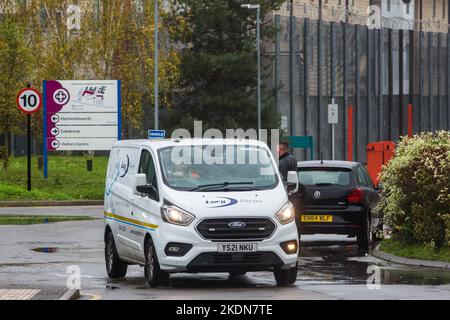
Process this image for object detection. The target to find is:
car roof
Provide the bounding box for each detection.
[113,138,270,150]
[297,160,360,169]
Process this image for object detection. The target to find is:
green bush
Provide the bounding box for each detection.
[376,131,450,248]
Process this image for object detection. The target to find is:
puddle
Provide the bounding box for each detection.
[31,247,59,253]
[299,245,450,286]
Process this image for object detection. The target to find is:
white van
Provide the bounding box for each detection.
[104,138,299,287]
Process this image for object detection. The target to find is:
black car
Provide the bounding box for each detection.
[289,161,381,255]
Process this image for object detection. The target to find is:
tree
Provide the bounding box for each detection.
[165,0,283,134]
[81,0,181,138]
[0,0,182,150]
[0,14,32,170]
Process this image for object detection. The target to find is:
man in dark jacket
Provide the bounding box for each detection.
[277,141,297,181]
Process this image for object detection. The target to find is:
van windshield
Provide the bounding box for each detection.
[158,145,279,191]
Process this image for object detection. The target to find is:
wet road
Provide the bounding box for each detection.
[0,207,449,300]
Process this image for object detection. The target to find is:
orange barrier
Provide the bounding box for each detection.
[366,141,396,186]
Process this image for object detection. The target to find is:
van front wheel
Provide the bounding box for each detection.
[274,263,298,287]
[144,238,168,288]
[105,232,127,279]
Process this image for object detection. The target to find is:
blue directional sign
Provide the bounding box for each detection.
[148,130,166,139]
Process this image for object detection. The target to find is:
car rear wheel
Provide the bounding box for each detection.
[274,263,298,287]
[357,213,371,255]
[105,231,128,279]
[144,237,169,288]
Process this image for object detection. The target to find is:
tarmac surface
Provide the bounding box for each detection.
[0,206,449,300]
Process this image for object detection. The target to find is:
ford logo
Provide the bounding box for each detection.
[228,221,246,229]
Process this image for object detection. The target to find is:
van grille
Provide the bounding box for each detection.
[196,218,276,241]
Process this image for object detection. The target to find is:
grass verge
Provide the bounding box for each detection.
[379,238,450,263]
[0,215,95,225]
[0,156,107,201]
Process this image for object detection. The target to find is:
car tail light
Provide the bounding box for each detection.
[347,188,364,205]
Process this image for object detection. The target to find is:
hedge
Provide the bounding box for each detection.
[375,131,450,249]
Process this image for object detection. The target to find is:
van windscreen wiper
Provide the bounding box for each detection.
[190,182,254,191]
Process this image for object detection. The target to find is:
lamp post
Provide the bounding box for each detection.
[154,0,159,130]
[241,4,261,140]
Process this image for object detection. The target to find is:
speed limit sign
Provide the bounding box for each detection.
[16,87,42,115]
[17,85,43,193]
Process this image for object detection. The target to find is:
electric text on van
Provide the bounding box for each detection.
[104,139,299,287]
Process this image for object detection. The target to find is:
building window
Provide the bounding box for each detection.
[433,0,436,18]
[443,0,446,18]
[406,2,410,15]
[387,0,391,12]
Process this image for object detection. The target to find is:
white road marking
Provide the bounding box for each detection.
[0,289,40,300]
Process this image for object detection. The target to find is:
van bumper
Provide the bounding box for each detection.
[186,252,284,272]
[155,221,299,273]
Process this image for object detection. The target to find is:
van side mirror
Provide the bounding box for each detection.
[137,184,159,201]
[135,173,159,201]
[134,174,147,195]
[286,171,299,194]
[136,185,153,195]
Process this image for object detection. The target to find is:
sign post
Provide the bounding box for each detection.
[328,98,338,160]
[17,84,42,191]
[43,80,121,178]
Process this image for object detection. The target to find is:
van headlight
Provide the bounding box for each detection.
[161,204,195,226]
[275,202,295,225]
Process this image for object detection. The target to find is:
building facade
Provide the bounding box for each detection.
[269,0,450,163]
[274,0,449,32]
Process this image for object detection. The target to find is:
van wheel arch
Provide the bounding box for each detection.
[144,233,153,257]
[105,226,127,278]
[143,233,169,287]
[104,225,112,242]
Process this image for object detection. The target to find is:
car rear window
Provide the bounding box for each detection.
[298,168,353,186]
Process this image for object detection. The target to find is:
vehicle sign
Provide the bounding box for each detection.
[301,215,333,223]
[217,243,258,253]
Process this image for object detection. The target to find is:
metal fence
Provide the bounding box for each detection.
[267,13,450,163]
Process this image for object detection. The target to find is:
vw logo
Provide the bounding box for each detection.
[228,221,246,229]
[313,191,321,199]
